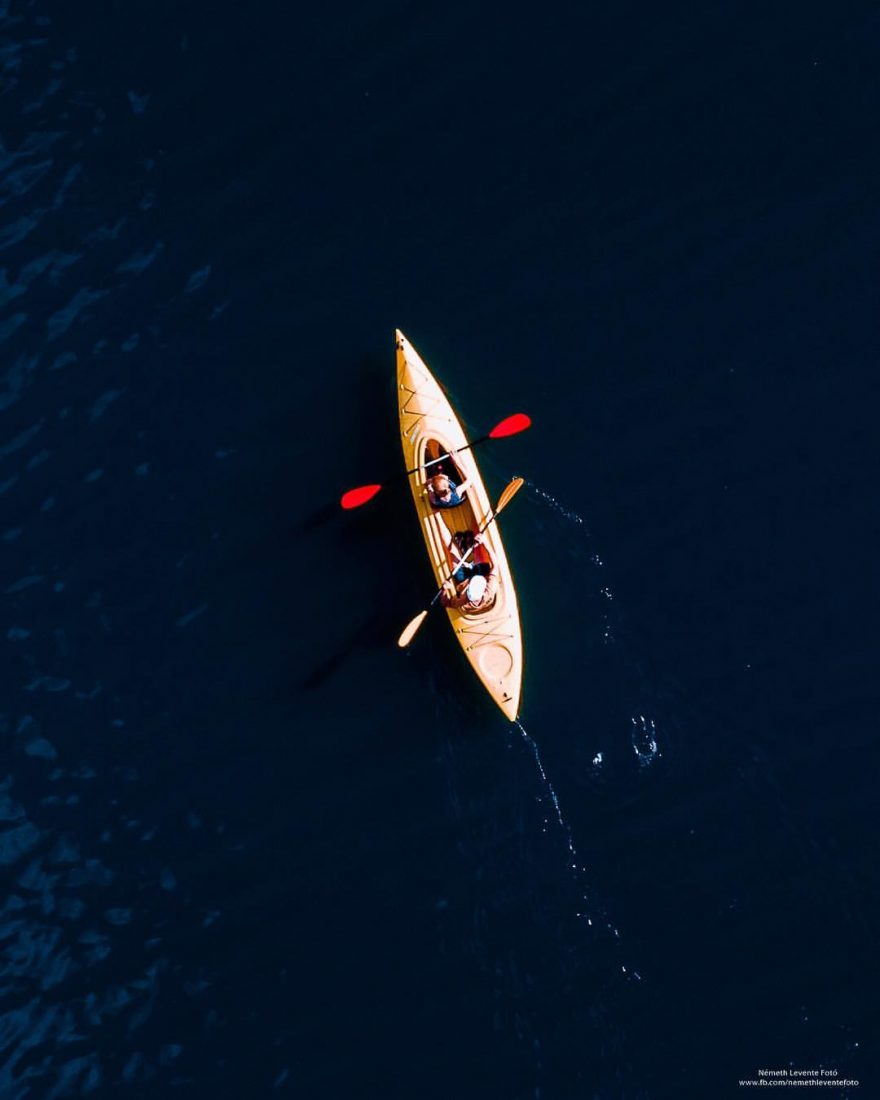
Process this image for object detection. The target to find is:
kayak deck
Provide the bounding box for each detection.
[396,329,522,721]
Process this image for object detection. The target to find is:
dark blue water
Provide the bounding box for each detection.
[1,2,877,1096]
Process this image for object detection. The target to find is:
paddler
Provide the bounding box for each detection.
[441,570,498,614]
[449,530,491,584]
[427,472,471,509]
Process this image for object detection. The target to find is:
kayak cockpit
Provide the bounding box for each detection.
[423,440,468,499]
[422,438,493,574]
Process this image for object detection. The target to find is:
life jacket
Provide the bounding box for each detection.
[452,530,489,567]
[456,571,498,614]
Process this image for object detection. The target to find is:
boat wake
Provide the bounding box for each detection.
[525,479,615,643]
[524,480,588,529]
[514,720,641,979]
[514,719,594,927]
[524,484,669,759]
[515,720,580,869]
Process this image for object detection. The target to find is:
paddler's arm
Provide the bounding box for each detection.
[449,532,480,567]
[441,580,469,608]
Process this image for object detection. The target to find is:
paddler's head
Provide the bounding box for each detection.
[466,575,487,604]
[431,474,452,499]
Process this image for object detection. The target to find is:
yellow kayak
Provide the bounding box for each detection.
[396,329,523,721]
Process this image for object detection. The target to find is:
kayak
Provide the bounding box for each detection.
[396,329,523,721]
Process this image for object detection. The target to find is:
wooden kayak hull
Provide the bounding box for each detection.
[396,330,523,721]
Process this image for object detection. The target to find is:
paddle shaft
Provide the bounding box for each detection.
[428,495,513,607]
[341,416,529,509]
[429,540,480,608]
[396,477,523,648]
[405,436,487,478]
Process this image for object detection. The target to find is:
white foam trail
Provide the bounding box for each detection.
[526,480,616,643]
[512,721,642,978]
[524,480,587,528]
[517,721,566,833]
[514,719,593,919]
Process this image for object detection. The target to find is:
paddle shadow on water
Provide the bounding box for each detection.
[299,608,405,692]
[293,501,338,535]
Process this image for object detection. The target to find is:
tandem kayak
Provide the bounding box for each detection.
[396,330,523,721]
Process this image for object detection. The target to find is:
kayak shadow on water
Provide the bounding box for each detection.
[295,352,400,536]
[298,349,442,691]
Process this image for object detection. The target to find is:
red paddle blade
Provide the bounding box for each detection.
[340,484,382,509]
[488,413,532,439]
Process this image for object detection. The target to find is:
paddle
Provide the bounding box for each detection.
[397,477,524,648]
[340,414,531,509]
